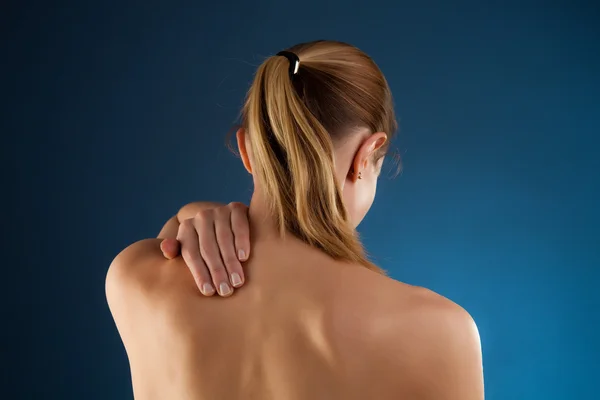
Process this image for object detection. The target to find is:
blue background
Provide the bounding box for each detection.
[3,1,598,399]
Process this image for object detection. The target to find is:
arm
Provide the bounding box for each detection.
[417,305,484,399]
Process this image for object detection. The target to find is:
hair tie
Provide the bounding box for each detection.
[276,51,300,78]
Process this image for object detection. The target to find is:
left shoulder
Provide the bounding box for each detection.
[392,286,484,398]
[360,284,484,398]
[406,286,481,350]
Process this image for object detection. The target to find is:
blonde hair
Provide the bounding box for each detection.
[241,40,397,274]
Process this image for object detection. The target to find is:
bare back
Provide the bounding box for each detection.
[107,236,483,400]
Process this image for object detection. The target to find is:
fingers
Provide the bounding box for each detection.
[172,202,251,298]
[228,202,250,262]
[193,211,233,297]
[177,219,216,296]
[214,206,245,289]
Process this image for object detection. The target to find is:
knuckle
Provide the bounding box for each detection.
[207,262,226,275]
[190,267,209,281]
[214,206,229,219]
[228,202,246,210]
[209,271,228,284]
[179,219,193,230]
[176,225,190,240]
[195,209,213,221]
[215,228,233,242]
[222,255,240,268]
[234,233,249,242]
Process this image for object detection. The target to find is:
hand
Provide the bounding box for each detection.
[159,202,250,297]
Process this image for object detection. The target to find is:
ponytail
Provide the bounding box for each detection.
[243,52,384,274]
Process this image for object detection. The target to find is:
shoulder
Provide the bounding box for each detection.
[402,286,480,340]
[406,287,481,359]
[376,286,484,399]
[105,239,193,320]
[105,238,164,299]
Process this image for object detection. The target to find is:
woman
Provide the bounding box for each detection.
[106,40,484,399]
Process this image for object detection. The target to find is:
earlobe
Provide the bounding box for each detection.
[236,128,253,174]
[349,163,364,183]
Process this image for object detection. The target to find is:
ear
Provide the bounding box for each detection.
[349,132,388,181]
[236,127,252,174]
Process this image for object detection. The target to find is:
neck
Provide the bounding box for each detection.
[246,191,333,271]
[247,191,283,242]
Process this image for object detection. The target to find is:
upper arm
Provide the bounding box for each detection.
[105,239,196,396]
[416,304,484,400]
[381,294,484,399]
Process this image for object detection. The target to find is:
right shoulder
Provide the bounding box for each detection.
[105,239,190,321]
[105,238,164,298]
[376,286,484,399]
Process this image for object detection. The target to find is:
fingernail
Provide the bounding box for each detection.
[238,249,246,261]
[219,282,232,296]
[201,283,215,295]
[231,273,243,287]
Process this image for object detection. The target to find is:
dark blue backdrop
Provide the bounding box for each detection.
[3,1,598,399]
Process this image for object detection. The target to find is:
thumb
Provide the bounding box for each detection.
[160,238,180,259]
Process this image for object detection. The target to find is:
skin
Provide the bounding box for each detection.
[106,128,485,399]
[158,202,252,297]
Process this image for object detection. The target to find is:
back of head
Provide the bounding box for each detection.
[242,40,397,274]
